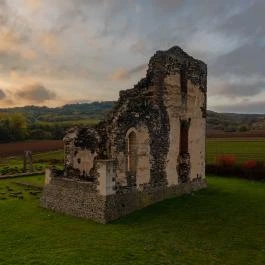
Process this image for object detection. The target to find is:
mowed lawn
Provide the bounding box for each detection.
[0,176,264,265]
[206,138,265,164]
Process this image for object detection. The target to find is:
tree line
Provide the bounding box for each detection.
[0,102,115,143]
[0,112,75,142]
[0,113,28,142]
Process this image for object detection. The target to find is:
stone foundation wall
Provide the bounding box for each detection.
[41,176,207,223]
[40,177,106,223]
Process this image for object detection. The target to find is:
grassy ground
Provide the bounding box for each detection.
[0,150,64,175]
[206,138,265,164]
[0,175,264,265]
[14,174,45,186]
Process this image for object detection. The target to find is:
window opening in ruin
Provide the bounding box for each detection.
[180,120,189,154]
[178,119,191,183]
[127,131,137,175]
[180,66,188,105]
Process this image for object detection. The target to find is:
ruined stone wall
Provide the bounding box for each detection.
[104,46,207,189]
[189,118,205,180]
[104,178,207,222]
[41,46,207,223]
[163,73,181,186]
[40,177,106,223]
[41,176,207,223]
[63,127,100,181]
[163,74,206,183]
[97,159,116,196]
[105,80,170,190]
[134,125,151,188]
[61,46,206,188]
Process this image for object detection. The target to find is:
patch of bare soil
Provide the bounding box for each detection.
[0,140,63,158]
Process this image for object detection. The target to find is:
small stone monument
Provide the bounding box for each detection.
[23,150,33,173]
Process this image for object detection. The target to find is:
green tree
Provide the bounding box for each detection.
[5,113,29,141]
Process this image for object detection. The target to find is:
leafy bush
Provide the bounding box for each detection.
[241,159,257,169]
[217,154,236,167]
[241,160,265,180]
[206,157,265,181]
[0,166,24,175]
[256,161,265,170]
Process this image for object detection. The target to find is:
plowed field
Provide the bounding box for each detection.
[0,140,63,158]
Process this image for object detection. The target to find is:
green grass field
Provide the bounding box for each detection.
[14,174,45,186]
[0,175,264,265]
[206,138,265,164]
[0,150,64,175]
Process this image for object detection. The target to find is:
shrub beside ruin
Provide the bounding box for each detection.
[206,155,265,181]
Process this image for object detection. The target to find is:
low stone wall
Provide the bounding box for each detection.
[41,177,207,223]
[105,179,207,222]
[40,177,106,223]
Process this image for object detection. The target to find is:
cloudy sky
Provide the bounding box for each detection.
[0,0,264,113]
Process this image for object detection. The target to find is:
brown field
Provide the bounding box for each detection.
[0,140,63,158]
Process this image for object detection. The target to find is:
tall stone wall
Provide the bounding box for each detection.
[104,46,207,190]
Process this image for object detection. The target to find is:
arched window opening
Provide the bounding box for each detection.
[127,131,137,175]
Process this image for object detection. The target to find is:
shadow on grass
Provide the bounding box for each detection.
[111,176,265,226]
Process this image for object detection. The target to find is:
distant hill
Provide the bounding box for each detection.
[0,101,115,123]
[0,102,116,142]
[207,110,265,133]
[1,102,265,140]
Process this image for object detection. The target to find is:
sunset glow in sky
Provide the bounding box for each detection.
[0,0,265,113]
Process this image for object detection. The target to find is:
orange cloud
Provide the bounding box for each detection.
[0,30,19,52]
[109,64,147,81]
[0,29,37,60]
[9,69,36,83]
[21,48,37,60]
[24,0,42,11]
[109,68,129,81]
[39,32,62,54]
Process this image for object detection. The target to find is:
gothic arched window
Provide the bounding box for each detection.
[127,130,137,175]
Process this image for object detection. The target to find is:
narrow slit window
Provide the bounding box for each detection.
[180,120,189,153]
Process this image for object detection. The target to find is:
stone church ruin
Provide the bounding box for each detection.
[41,46,207,223]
